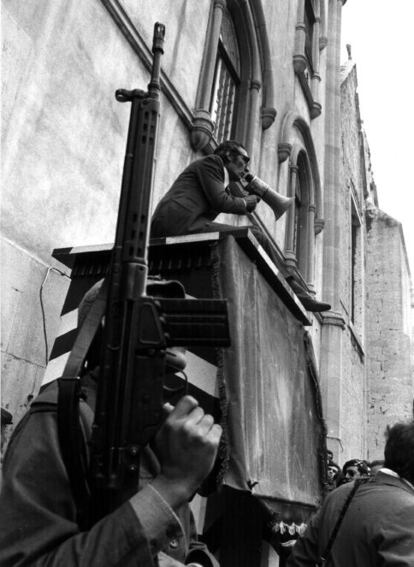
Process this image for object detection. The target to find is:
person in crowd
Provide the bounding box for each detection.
[0,281,221,567]
[286,421,414,566]
[151,140,330,313]
[325,449,334,465]
[326,461,340,492]
[341,458,370,483]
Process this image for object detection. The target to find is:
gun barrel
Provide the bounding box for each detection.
[148,22,165,98]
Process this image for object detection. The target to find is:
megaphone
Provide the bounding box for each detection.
[243,173,294,220]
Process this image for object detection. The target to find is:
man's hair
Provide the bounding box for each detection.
[342,459,370,475]
[214,140,246,163]
[384,421,414,484]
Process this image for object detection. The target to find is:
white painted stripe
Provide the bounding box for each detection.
[42,351,70,385]
[165,233,220,245]
[59,243,113,255]
[185,351,218,398]
[57,309,78,337]
[43,345,217,391]
[42,349,218,394]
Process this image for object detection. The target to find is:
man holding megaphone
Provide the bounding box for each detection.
[151,140,330,312]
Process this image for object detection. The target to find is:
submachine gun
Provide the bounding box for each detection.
[88,23,230,521]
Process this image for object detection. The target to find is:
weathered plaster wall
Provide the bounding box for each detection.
[1,238,70,449]
[122,0,211,111]
[338,329,366,461]
[365,210,414,460]
[3,1,131,256]
[1,0,203,425]
[2,0,204,257]
[320,58,368,464]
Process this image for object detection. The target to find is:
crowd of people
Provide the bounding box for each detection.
[287,424,414,566]
[326,452,384,491]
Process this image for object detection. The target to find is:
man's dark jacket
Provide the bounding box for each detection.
[287,471,414,566]
[151,154,247,237]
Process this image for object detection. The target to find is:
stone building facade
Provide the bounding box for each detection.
[365,208,414,458]
[340,55,414,462]
[2,0,413,564]
[2,0,344,443]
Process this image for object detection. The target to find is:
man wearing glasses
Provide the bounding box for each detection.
[151,140,258,237]
[151,139,330,312]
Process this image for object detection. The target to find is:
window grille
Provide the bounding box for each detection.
[210,54,237,143]
[209,7,240,144]
[304,0,315,76]
[351,207,360,325]
[292,153,310,277]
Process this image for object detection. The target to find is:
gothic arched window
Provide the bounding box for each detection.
[293,0,322,119]
[279,112,323,290]
[210,8,241,143]
[190,0,277,153]
[292,151,313,278]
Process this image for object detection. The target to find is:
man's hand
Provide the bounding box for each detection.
[244,195,260,212]
[151,396,222,509]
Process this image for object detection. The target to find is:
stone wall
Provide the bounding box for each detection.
[365,209,414,460]
[1,0,209,435]
[324,60,368,464]
[1,238,70,447]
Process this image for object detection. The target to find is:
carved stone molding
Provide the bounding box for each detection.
[320,311,346,328]
[293,54,307,75]
[261,106,277,130]
[314,218,325,235]
[319,36,328,50]
[190,110,215,152]
[293,1,323,120]
[310,102,322,119]
[284,251,298,271]
[278,142,293,163]
[295,70,322,119]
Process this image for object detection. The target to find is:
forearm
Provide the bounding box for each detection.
[3,488,186,567]
[0,411,184,567]
[0,500,154,567]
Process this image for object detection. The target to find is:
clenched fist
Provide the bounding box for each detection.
[151,396,222,509]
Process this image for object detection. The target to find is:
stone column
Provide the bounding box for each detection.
[191,0,225,150]
[319,0,347,462]
[284,163,299,270]
[307,202,316,290]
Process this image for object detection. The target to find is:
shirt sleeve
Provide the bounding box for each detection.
[130,483,185,558]
[0,409,185,567]
[197,155,247,215]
